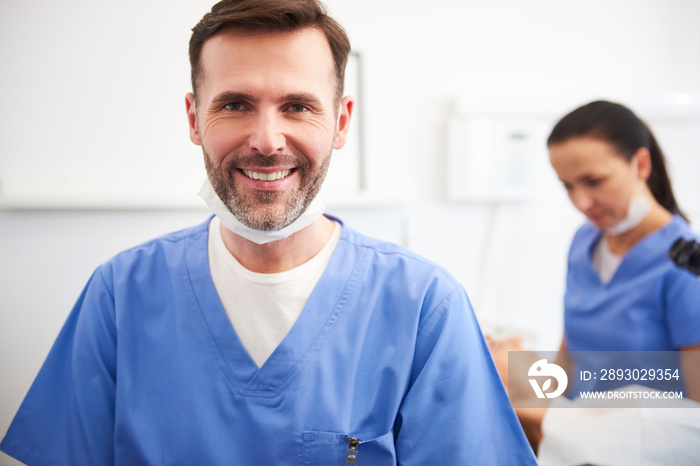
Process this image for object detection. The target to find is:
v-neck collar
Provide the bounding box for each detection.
[584,215,684,286]
[183,217,368,397]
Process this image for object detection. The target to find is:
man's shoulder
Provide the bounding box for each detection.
[101,217,210,270]
[341,223,434,261]
[338,222,459,285]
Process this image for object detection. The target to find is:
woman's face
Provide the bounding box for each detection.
[549,137,640,230]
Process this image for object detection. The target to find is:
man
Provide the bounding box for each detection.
[0,1,537,464]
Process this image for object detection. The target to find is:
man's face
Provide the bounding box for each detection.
[186,27,353,231]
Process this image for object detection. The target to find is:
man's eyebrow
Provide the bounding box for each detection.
[284,93,323,107]
[209,91,325,109]
[210,92,255,106]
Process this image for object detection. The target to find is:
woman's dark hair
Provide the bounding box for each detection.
[548,100,687,222]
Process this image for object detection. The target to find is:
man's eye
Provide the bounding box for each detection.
[586,178,603,187]
[290,104,309,112]
[224,102,243,111]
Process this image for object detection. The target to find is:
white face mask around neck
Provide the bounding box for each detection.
[197,178,326,245]
[601,157,651,236]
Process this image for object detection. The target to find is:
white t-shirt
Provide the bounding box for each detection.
[592,236,623,284]
[207,216,342,367]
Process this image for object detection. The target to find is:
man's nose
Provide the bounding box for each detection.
[248,111,285,155]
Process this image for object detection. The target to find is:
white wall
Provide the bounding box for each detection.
[323,0,700,341]
[2,1,700,463]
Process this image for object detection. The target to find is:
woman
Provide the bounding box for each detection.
[548,100,700,402]
[488,100,700,451]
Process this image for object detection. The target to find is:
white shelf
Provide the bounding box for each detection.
[0,175,207,210]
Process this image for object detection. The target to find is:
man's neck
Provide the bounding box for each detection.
[218,215,336,273]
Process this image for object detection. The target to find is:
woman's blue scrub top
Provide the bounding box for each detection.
[1,218,536,465]
[565,215,700,395]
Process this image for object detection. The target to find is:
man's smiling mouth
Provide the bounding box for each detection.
[241,169,293,181]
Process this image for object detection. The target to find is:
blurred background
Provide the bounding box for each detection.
[1,1,699,462]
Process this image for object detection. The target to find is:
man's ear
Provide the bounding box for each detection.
[333,95,354,150]
[185,92,201,146]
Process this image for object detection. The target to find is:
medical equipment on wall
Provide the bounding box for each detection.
[668,237,700,277]
[447,115,549,202]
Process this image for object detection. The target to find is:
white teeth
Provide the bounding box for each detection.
[242,169,292,181]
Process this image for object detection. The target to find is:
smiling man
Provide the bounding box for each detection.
[191,29,345,234]
[0,1,536,465]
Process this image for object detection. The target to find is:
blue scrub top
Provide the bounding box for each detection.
[565,215,700,394]
[1,217,536,465]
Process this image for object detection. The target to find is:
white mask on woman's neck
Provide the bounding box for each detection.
[602,157,651,236]
[198,179,326,245]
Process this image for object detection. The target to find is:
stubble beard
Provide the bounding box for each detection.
[204,150,332,231]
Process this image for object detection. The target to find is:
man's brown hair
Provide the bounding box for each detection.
[189,0,351,103]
